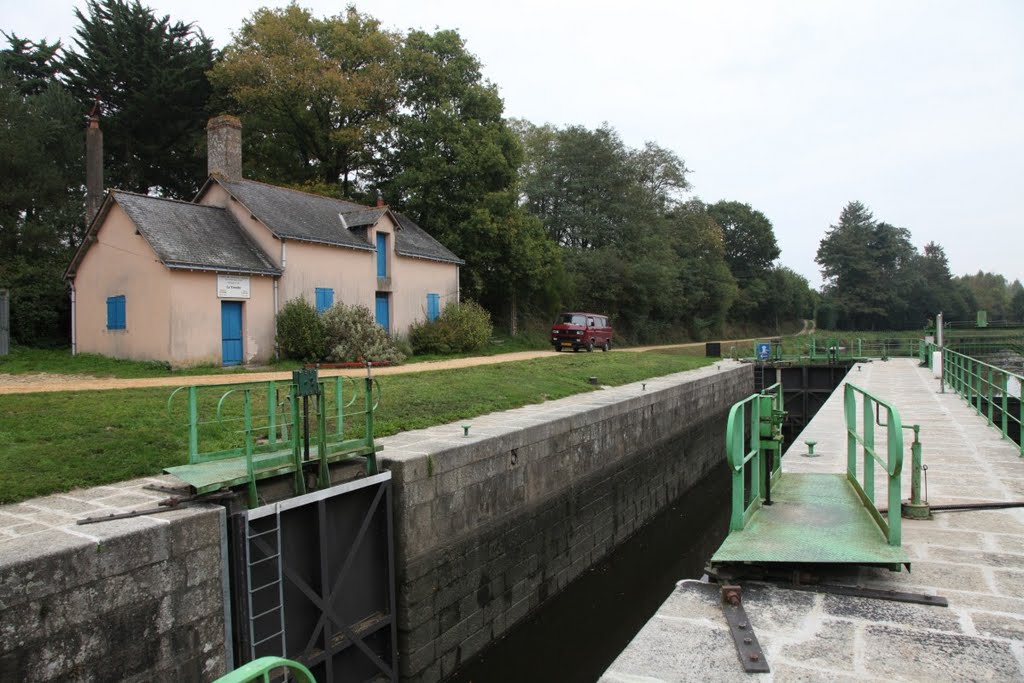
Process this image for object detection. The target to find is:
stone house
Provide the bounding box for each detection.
[65,115,462,366]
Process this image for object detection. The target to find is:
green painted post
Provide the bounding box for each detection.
[267,381,277,445]
[335,376,344,437]
[987,366,994,426]
[726,402,746,531]
[188,386,199,464]
[858,338,863,357]
[863,395,875,504]
[884,406,904,546]
[974,360,982,415]
[1019,392,1024,458]
[317,387,329,488]
[289,385,304,496]
[845,385,857,482]
[364,377,377,474]
[750,397,762,504]
[811,336,817,359]
[1001,372,1009,440]
[243,390,257,508]
[910,428,922,505]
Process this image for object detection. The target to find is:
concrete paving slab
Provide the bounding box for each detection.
[603,359,1024,682]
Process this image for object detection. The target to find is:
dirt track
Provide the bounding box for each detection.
[0,322,811,395]
[0,345,703,395]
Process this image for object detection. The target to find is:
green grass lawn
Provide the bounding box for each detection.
[0,351,714,504]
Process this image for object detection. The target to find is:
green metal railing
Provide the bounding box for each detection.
[167,372,381,506]
[740,335,926,363]
[213,656,316,683]
[940,347,1024,457]
[725,382,785,531]
[844,383,904,546]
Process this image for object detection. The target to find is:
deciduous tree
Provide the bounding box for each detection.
[211,5,399,198]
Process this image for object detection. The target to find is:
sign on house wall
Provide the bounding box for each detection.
[217,275,251,299]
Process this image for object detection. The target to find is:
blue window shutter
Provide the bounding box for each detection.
[107,295,125,330]
[377,234,387,278]
[315,288,333,314]
[427,293,439,321]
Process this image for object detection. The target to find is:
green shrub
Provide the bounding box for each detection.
[409,300,493,354]
[276,297,326,362]
[322,302,404,364]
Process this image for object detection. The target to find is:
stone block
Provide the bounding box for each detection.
[861,623,1020,680]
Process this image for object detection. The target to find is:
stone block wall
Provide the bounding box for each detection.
[0,482,229,683]
[379,362,751,681]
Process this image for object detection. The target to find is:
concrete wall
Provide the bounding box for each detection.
[379,361,751,681]
[0,480,229,682]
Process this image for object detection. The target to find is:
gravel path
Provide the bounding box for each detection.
[0,322,810,395]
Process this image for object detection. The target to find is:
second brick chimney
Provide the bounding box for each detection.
[85,112,103,227]
[207,115,242,181]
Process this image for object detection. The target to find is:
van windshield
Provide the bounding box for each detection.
[558,314,587,326]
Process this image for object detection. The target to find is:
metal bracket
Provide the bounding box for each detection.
[779,582,948,607]
[720,585,769,673]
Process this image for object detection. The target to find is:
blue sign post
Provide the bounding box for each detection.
[757,342,771,361]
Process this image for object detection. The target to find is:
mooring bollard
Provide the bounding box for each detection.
[803,440,818,457]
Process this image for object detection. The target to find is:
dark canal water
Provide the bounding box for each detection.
[449,465,731,683]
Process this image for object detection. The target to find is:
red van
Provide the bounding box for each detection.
[551,312,613,352]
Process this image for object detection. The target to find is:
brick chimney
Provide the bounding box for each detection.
[85,112,103,226]
[207,115,242,180]
[376,190,384,208]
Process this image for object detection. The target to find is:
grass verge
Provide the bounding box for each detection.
[0,351,714,504]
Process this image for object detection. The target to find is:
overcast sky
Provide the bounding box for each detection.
[5,0,1023,288]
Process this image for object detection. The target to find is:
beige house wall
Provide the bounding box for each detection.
[390,254,460,331]
[279,240,376,311]
[167,272,276,366]
[74,204,173,361]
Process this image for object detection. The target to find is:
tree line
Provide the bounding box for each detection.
[0,1,1016,347]
[816,201,1024,330]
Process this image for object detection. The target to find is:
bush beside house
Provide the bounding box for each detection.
[409,301,492,354]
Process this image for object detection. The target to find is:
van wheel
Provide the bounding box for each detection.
[554,346,562,352]
[602,341,610,352]
[586,340,594,352]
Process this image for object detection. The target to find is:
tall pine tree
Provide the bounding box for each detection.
[62,0,214,197]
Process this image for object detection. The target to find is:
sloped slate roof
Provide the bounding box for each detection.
[114,192,280,275]
[214,179,463,264]
[217,179,374,251]
[393,212,464,265]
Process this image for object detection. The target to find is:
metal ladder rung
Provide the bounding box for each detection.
[249,578,282,594]
[247,526,281,540]
[249,552,281,567]
[253,630,285,647]
[252,604,285,620]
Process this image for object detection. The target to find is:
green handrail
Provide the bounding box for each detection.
[725,382,785,531]
[843,383,904,546]
[939,346,1023,457]
[213,656,316,683]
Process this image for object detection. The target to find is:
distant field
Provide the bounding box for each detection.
[0,350,713,504]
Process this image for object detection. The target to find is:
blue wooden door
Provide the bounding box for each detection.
[221,301,243,366]
[375,293,389,332]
